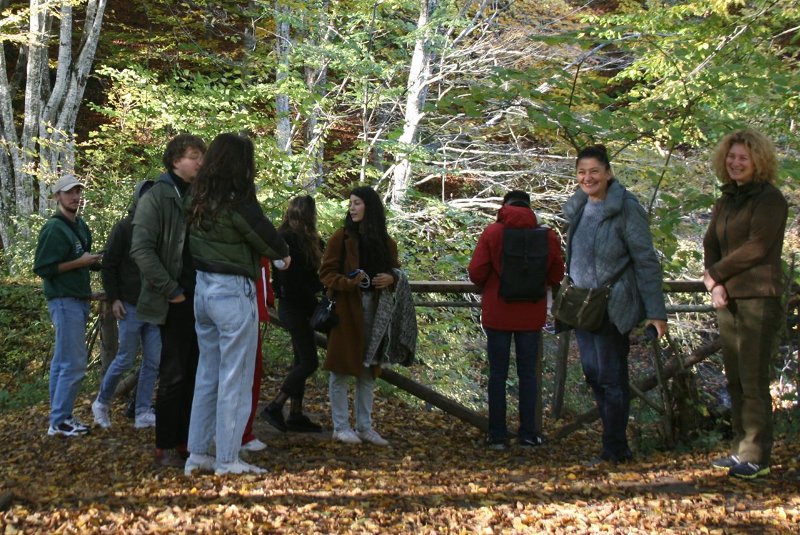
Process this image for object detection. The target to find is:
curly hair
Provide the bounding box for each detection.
[279,195,323,270]
[189,133,256,229]
[711,128,777,184]
[345,186,393,273]
[162,134,206,170]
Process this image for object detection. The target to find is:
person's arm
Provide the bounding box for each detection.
[101,220,127,303]
[702,200,723,290]
[545,228,565,287]
[129,190,181,299]
[319,230,363,292]
[467,226,494,289]
[233,202,291,267]
[33,220,99,278]
[621,198,667,322]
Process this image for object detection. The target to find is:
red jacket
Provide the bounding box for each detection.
[468,205,565,331]
[256,257,274,323]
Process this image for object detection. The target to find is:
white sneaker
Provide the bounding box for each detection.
[357,429,389,446]
[215,458,266,475]
[241,438,267,452]
[91,400,111,429]
[184,453,215,476]
[332,429,362,444]
[134,411,156,429]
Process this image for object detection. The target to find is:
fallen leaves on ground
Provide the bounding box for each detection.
[1,375,799,534]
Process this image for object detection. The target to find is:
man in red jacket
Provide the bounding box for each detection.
[468,190,565,450]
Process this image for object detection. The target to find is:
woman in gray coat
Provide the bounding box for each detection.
[562,145,667,464]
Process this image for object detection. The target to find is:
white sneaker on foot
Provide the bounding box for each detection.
[215,458,266,475]
[91,400,111,429]
[332,429,362,444]
[184,453,215,476]
[134,411,156,429]
[241,438,267,452]
[357,428,389,446]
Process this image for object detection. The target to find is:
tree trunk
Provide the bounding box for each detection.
[0,0,107,255]
[274,1,292,154]
[390,0,439,207]
[302,0,330,192]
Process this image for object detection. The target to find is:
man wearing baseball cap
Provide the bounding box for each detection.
[33,174,102,436]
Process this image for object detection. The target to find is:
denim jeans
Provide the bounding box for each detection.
[329,368,375,433]
[718,297,782,465]
[575,319,631,460]
[47,298,90,427]
[188,272,258,464]
[96,303,161,416]
[485,328,540,442]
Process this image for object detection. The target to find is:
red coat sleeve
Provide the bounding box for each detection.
[256,257,273,323]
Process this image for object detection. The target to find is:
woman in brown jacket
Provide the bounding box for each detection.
[320,186,399,446]
[703,128,788,480]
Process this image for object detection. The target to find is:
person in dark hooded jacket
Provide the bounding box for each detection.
[468,190,565,449]
[92,180,161,430]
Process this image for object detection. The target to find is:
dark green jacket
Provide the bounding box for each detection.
[703,181,787,298]
[33,214,93,300]
[130,173,190,325]
[190,199,289,280]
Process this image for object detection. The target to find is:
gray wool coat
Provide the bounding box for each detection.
[563,179,667,334]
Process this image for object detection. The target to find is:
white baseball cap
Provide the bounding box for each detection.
[52,174,85,194]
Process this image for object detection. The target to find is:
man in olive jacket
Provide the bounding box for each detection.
[130,134,206,467]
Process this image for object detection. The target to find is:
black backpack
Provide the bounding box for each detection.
[499,227,548,302]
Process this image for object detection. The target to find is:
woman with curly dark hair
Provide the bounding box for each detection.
[184,133,290,476]
[262,195,326,433]
[319,186,399,446]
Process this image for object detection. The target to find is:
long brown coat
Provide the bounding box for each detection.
[320,228,399,376]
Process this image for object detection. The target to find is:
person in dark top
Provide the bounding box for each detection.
[34,174,102,436]
[704,129,788,480]
[130,134,207,467]
[92,180,161,430]
[262,195,326,433]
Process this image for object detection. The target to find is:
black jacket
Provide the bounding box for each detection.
[272,229,324,310]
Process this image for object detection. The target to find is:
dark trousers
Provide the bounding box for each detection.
[718,297,781,465]
[485,328,540,442]
[575,319,631,460]
[278,301,319,400]
[155,298,199,450]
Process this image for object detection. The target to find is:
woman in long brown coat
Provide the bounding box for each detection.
[319,186,398,446]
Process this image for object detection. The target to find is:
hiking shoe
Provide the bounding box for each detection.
[261,404,287,432]
[357,429,389,446]
[215,458,266,475]
[286,414,323,433]
[487,439,507,451]
[519,434,547,447]
[185,453,215,476]
[134,411,156,429]
[711,455,740,470]
[92,400,111,429]
[729,461,770,480]
[154,448,186,468]
[47,420,89,437]
[241,438,267,452]
[332,429,362,444]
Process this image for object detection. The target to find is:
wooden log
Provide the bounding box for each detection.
[551,331,571,420]
[552,336,721,439]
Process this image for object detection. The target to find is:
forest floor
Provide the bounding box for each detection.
[1,371,799,534]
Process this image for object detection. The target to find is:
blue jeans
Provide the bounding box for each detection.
[485,328,540,442]
[96,303,161,416]
[188,272,258,464]
[47,298,90,427]
[575,319,631,460]
[329,368,376,433]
